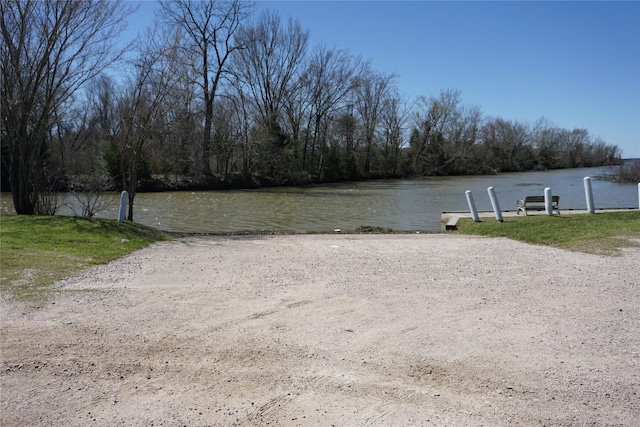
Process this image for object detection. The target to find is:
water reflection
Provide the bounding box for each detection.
[1,166,637,233]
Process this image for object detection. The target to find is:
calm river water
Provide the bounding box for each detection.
[1,166,638,233]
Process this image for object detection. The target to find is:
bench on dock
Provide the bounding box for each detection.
[516,195,560,215]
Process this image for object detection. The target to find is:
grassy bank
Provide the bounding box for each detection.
[455,211,640,255]
[1,216,170,304]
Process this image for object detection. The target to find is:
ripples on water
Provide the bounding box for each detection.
[1,167,637,233]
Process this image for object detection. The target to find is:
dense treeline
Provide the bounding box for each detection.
[1,0,622,217]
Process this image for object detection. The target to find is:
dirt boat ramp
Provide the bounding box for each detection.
[2,234,639,426]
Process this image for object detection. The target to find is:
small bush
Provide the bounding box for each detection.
[610,161,640,183]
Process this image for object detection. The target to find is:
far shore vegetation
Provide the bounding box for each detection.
[2,212,639,306]
[455,210,640,256]
[607,159,640,183]
[2,1,625,222]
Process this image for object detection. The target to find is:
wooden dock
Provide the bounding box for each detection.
[442,208,638,231]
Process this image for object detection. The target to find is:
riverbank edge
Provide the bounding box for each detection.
[10,159,634,195]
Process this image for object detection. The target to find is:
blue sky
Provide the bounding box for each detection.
[127,1,640,158]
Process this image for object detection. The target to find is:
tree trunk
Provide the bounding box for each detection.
[8,144,39,215]
[127,165,137,221]
[127,191,135,221]
[202,92,213,176]
[10,167,34,215]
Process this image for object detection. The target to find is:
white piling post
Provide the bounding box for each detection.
[544,187,553,216]
[487,186,503,222]
[637,182,640,210]
[118,191,128,222]
[465,190,480,222]
[584,177,595,214]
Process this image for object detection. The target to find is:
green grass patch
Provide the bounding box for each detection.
[0,216,171,305]
[455,211,640,255]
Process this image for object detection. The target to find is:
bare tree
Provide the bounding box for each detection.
[328,109,360,179]
[234,11,308,126]
[380,91,410,176]
[440,104,483,174]
[209,97,243,179]
[530,117,560,169]
[159,0,252,177]
[408,89,461,175]
[0,0,134,215]
[122,31,183,220]
[138,34,201,184]
[232,11,309,180]
[228,77,257,178]
[481,117,531,172]
[353,66,395,175]
[302,44,359,177]
[50,103,93,178]
[558,128,589,168]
